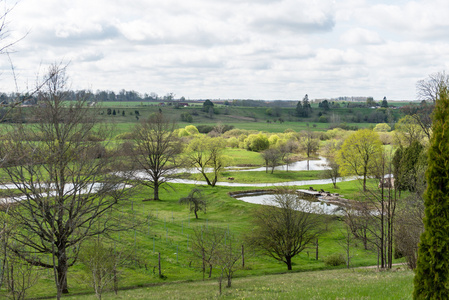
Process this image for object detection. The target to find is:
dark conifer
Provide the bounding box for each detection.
[414,86,449,299]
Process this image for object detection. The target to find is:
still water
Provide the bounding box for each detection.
[232,193,342,215]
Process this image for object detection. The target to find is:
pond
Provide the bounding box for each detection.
[132,156,344,187]
[241,157,329,172]
[0,183,131,204]
[232,193,342,215]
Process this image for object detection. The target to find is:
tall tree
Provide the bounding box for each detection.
[414,86,449,299]
[337,129,383,192]
[295,100,303,117]
[133,112,182,200]
[0,65,131,298]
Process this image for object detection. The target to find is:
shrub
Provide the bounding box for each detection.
[196,125,214,134]
[324,253,345,266]
[180,112,193,122]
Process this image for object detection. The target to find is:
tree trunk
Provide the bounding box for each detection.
[286,256,292,270]
[227,274,232,288]
[57,250,69,295]
[201,171,212,186]
[211,174,217,187]
[154,181,160,200]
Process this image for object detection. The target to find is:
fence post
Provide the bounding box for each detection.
[158,252,162,277]
[242,244,245,268]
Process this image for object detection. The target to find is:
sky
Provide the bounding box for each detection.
[0,0,448,101]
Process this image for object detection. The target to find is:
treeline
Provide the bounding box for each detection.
[0,89,175,104]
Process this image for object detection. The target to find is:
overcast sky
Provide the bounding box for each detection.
[1,0,448,100]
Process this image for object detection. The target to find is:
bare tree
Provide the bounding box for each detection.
[278,139,298,172]
[247,190,326,270]
[299,129,320,159]
[214,232,241,290]
[416,71,449,103]
[0,65,133,298]
[191,226,225,280]
[400,72,449,140]
[132,112,182,200]
[4,254,40,300]
[322,158,340,189]
[79,240,125,300]
[351,151,398,269]
[260,148,281,174]
[394,194,424,270]
[179,188,207,219]
[186,137,227,186]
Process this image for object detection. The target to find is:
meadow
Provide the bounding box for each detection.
[0,101,415,299]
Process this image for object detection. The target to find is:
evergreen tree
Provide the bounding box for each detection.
[202,99,214,112]
[414,86,449,299]
[302,94,311,117]
[381,96,389,108]
[295,101,303,117]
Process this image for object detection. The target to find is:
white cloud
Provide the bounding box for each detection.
[0,0,447,100]
[340,28,384,45]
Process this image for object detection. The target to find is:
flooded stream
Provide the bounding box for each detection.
[232,193,342,215]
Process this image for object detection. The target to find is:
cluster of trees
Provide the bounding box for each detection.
[296,94,312,117]
[0,65,135,299]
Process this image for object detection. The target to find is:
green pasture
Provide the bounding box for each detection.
[66,267,413,300]
[178,170,326,184]
[0,180,395,298]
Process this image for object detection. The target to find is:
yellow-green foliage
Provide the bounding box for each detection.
[227,136,239,148]
[337,129,383,189]
[393,115,427,147]
[243,133,269,152]
[373,123,391,132]
[268,134,279,147]
[325,128,351,140]
[184,125,199,135]
[177,128,189,137]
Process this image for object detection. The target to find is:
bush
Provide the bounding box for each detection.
[319,116,328,123]
[196,125,215,134]
[324,253,345,266]
[180,112,193,122]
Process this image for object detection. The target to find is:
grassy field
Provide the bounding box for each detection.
[0,180,398,298]
[65,267,414,299]
[0,102,414,299]
[178,170,327,183]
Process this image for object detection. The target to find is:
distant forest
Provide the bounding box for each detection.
[0,89,304,107]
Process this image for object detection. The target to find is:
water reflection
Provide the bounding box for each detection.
[233,193,341,215]
[241,157,329,172]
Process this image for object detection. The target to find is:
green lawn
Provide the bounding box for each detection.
[65,267,414,299]
[0,181,393,298]
[178,170,326,183]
